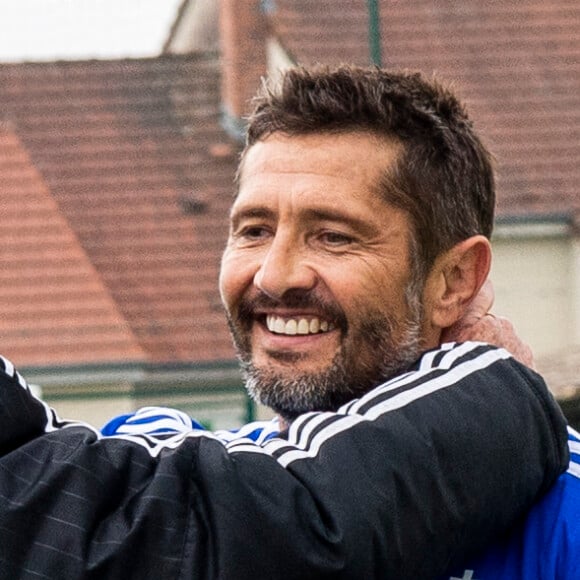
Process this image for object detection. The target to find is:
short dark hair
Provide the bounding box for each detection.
[242,65,495,273]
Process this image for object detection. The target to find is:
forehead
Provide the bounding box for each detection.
[235,132,400,211]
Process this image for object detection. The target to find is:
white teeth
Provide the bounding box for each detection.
[266,315,335,336]
[285,319,298,335]
[297,319,310,334]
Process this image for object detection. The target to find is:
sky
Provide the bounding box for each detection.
[0,0,182,62]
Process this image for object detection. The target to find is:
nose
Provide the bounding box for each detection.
[253,234,317,300]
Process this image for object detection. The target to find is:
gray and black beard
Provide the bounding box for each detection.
[225,283,424,424]
[240,310,422,423]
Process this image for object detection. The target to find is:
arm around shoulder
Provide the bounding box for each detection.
[0,344,568,579]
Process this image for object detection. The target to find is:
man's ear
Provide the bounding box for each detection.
[424,235,492,331]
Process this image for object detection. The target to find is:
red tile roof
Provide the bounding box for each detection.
[0,54,239,368]
[269,0,580,221]
[0,126,146,366]
[1,2,578,372]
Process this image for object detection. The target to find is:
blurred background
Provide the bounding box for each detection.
[0,0,578,428]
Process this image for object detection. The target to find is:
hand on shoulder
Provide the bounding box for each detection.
[441,280,535,369]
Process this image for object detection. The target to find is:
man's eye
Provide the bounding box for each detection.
[319,231,355,246]
[237,225,271,241]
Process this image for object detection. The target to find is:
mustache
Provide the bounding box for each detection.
[236,289,347,329]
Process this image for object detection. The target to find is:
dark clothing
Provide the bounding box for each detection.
[0,343,569,579]
[442,427,580,579]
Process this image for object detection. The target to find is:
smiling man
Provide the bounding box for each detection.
[217,65,578,578]
[0,66,573,580]
[222,133,426,423]
[220,68,494,427]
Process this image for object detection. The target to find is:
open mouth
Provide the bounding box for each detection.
[265,315,336,336]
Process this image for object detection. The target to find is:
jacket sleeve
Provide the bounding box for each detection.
[0,342,569,580]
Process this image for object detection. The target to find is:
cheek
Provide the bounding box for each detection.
[340,263,410,320]
[219,251,255,308]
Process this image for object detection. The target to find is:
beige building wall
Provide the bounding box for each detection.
[29,363,251,430]
[491,224,578,357]
[51,396,135,429]
[572,238,580,344]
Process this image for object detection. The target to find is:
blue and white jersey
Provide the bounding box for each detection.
[104,409,580,579]
[443,426,580,580]
[102,406,281,444]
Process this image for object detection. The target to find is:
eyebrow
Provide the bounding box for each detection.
[230,204,376,235]
[229,206,277,230]
[302,207,367,226]
[306,207,381,237]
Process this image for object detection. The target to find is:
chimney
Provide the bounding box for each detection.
[219,0,268,139]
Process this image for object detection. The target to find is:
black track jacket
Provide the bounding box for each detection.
[0,342,569,579]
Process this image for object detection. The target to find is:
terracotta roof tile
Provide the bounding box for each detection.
[270,0,580,220]
[3,4,578,371]
[0,127,146,367]
[0,54,239,367]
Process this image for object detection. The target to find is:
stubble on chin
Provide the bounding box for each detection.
[236,312,423,423]
[240,353,352,423]
[225,281,424,423]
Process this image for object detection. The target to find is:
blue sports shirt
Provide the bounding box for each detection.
[104,409,580,579]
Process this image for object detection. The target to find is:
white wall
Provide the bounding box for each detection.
[491,224,578,357]
[50,396,135,428]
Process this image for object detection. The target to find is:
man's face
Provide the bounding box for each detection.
[220,132,425,422]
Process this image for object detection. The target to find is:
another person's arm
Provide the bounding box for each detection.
[0,344,567,579]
